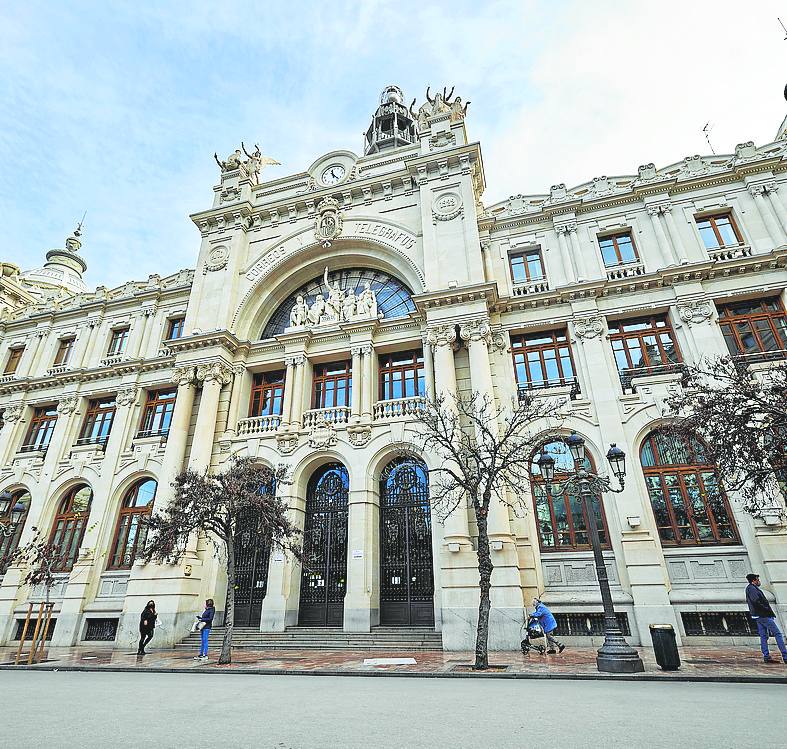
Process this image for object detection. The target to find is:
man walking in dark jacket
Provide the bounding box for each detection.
[745,573,787,664]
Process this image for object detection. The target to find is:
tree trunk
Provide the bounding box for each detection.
[219,537,235,665]
[473,501,493,670]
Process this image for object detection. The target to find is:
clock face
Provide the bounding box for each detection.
[321,164,346,185]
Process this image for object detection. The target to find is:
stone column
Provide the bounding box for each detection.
[344,484,376,632]
[361,344,374,421]
[280,357,297,428]
[189,362,233,470]
[350,346,363,421]
[661,204,688,264]
[646,204,675,266]
[17,329,47,378]
[564,222,588,281]
[422,336,436,400]
[554,223,579,282]
[764,181,787,232]
[40,394,80,474]
[223,366,248,436]
[749,183,787,245]
[73,318,101,369]
[288,354,308,428]
[0,402,26,465]
[129,306,156,359]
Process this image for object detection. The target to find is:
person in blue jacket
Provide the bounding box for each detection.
[194,598,215,662]
[532,597,565,654]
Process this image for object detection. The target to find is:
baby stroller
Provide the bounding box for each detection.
[520,615,546,655]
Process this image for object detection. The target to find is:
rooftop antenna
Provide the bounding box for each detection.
[702,122,716,155]
[75,210,87,237]
[778,17,787,39]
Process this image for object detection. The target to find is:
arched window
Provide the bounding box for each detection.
[108,479,157,570]
[49,485,93,572]
[0,489,31,575]
[530,438,609,551]
[261,268,415,339]
[641,430,738,545]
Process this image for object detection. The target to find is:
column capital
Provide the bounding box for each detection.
[425,324,457,348]
[459,318,492,345]
[748,183,766,198]
[350,344,373,357]
[572,315,605,340]
[56,394,79,415]
[554,219,577,234]
[115,386,139,407]
[284,353,306,367]
[196,361,233,385]
[1,402,24,422]
[676,298,715,327]
[140,305,158,317]
[646,202,669,216]
[171,365,197,387]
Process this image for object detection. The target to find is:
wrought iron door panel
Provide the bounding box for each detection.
[231,509,272,628]
[298,465,349,627]
[380,460,435,626]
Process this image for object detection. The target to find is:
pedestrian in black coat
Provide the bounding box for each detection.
[138,600,157,655]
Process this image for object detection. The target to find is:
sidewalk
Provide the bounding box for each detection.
[2,643,786,682]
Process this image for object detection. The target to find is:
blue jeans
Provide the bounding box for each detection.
[755,617,787,659]
[199,627,210,656]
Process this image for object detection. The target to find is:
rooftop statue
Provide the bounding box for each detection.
[214,143,280,182]
[409,86,470,130]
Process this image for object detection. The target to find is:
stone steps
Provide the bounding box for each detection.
[176,626,443,651]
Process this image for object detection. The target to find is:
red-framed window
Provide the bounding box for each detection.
[166,317,185,340]
[107,328,129,356]
[511,330,576,391]
[78,398,116,445]
[49,485,93,572]
[378,350,425,400]
[0,489,30,574]
[312,361,352,409]
[530,439,609,551]
[4,347,24,375]
[598,231,638,267]
[138,389,176,437]
[717,297,787,356]
[53,338,75,366]
[695,213,742,250]
[641,431,738,546]
[249,371,285,417]
[609,315,681,376]
[107,479,157,570]
[22,406,57,452]
[509,249,545,284]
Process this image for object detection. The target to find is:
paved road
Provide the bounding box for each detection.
[2,671,784,748]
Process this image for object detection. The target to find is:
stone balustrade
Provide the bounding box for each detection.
[302,406,351,428]
[511,279,550,296]
[373,396,427,420]
[237,414,282,436]
[606,261,646,280]
[708,244,752,262]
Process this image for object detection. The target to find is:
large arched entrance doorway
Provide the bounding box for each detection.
[298,463,349,626]
[379,457,434,626]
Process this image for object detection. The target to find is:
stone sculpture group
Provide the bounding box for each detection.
[289,268,380,329]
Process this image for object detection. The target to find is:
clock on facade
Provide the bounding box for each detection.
[321,164,346,185]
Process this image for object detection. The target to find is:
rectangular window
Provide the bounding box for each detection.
[511,330,576,391]
[717,297,787,356]
[249,371,285,417]
[608,315,682,382]
[22,406,57,452]
[54,337,75,366]
[107,328,129,356]
[378,350,425,400]
[166,317,185,340]
[138,389,176,437]
[509,249,545,284]
[4,347,24,374]
[78,398,116,445]
[598,231,638,267]
[312,361,352,409]
[695,213,742,250]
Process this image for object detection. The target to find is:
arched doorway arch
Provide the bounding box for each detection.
[379,457,434,626]
[298,463,350,626]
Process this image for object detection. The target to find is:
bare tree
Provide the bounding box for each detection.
[412,391,560,669]
[666,356,787,518]
[141,457,302,664]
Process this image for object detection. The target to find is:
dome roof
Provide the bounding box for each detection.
[20,228,89,296]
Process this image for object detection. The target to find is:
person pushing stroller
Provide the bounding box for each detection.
[531,597,565,655]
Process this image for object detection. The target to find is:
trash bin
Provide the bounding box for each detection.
[649,624,680,671]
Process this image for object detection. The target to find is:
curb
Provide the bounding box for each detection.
[2,663,786,684]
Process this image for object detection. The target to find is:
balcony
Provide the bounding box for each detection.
[708,244,752,262]
[0,374,18,384]
[19,443,49,455]
[517,378,580,403]
[135,429,169,441]
[47,365,70,376]
[302,407,351,428]
[732,349,787,367]
[619,363,688,393]
[73,436,109,451]
[606,261,646,281]
[373,396,427,420]
[511,279,550,297]
[237,414,282,436]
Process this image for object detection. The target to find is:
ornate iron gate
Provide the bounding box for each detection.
[231,507,272,628]
[298,464,349,627]
[380,458,435,626]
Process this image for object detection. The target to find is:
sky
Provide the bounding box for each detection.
[1,0,785,289]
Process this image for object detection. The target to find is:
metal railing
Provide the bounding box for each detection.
[73,435,109,449]
[135,429,169,441]
[517,378,580,402]
[619,363,688,393]
[19,443,49,455]
[237,414,282,436]
[373,396,427,420]
[302,406,351,428]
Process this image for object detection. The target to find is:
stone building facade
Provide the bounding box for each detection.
[1,86,786,651]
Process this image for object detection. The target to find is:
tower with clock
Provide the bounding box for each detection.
[363,84,418,155]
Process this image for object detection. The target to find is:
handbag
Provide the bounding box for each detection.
[196,621,206,631]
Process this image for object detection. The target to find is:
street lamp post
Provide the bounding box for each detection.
[536,432,644,673]
[0,490,28,540]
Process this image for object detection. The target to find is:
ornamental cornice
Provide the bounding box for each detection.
[413,281,498,313]
[167,330,248,356]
